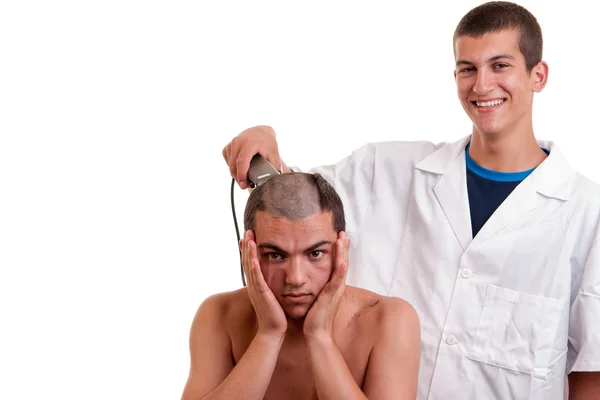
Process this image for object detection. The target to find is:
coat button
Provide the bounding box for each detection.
[446,335,459,345]
[461,269,473,279]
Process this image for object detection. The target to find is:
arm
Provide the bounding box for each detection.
[567,221,600,399]
[305,297,421,400]
[182,231,289,400]
[362,298,421,400]
[180,294,283,400]
[304,232,368,399]
[303,232,366,400]
[568,372,600,400]
[306,334,368,400]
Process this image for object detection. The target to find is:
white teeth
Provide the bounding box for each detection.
[476,99,504,107]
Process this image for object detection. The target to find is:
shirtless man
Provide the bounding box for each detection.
[181,172,421,399]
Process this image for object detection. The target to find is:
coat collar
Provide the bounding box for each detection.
[414,135,576,249]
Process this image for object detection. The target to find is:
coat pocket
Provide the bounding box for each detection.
[468,284,563,379]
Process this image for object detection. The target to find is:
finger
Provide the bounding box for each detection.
[258,126,281,171]
[251,255,270,293]
[224,147,233,175]
[237,154,259,190]
[332,261,348,287]
[263,150,282,174]
[342,233,350,272]
[336,261,348,281]
[244,231,259,289]
[335,232,349,272]
[247,231,259,288]
[247,241,258,290]
[319,261,347,299]
[247,230,257,259]
[228,138,240,186]
[224,142,239,184]
[228,137,249,188]
[242,231,252,285]
[233,142,260,190]
[222,142,231,164]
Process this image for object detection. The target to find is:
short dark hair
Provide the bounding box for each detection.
[453,1,543,72]
[244,172,346,233]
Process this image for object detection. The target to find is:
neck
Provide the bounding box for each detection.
[283,317,306,342]
[469,127,547,172]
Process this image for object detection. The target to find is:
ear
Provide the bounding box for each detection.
[531,61,549,92]
[453,69,457,80]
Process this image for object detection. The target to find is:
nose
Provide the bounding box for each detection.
[285,257,308,286]
[474,69,494,95]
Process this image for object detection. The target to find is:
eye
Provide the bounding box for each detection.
[493,63,508,69]
[266,252,284,261]
[459,66,475,74]
[309,250,325,259]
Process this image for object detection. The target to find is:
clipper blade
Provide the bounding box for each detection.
[247,154,280,188]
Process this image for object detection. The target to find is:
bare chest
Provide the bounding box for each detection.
[233,331,372,400]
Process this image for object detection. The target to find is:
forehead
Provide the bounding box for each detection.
[254,210,337,245]
[454,29,522,63]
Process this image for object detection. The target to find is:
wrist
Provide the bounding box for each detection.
[305,331,335,347]
[256,330,286,345]
[304,323,334,340]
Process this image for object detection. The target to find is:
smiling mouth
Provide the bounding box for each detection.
[471,98,506,108]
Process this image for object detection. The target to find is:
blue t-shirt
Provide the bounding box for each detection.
[466,144,549,237]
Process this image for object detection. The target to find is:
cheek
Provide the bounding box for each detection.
[261,265,284,287]
[317,274,331,290]
[456,78,471,97]
[499,75,526,98]
[310,261,334,288]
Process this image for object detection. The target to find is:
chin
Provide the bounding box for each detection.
[475,128,503,137]
[473,122,505,137]
[284,305,310,321]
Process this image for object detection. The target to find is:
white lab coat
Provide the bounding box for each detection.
[310,135,600,400]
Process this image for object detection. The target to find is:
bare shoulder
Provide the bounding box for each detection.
[192,288,254,330]
[348,292,421,398]
[344,286,420,333]
[184,291,253,399]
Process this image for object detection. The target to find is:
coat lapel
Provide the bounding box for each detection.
[415,136,575,251]
[472,141,574,245]
[416,136,473,250]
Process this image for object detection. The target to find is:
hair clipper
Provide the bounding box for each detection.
[247,154,281,188]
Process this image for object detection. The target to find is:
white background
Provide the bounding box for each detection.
[1,1,598,399]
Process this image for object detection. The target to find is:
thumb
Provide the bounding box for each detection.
[264,152,282,173]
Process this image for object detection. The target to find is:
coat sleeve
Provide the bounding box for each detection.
[308,143,377,234]
[568,218,600,373]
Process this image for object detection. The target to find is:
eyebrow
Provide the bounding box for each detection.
[456,54,516,67]
[259,240,332,255]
